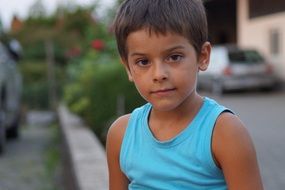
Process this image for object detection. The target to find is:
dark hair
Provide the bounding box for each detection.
[113,0,208,61]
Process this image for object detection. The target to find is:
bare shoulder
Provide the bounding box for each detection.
[212,112,252,167]
[213,112,252,152]
[106,114,130,150]
[212,112,263,189]
[106,114,131,190]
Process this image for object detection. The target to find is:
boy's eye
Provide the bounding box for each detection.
[167,54,183,62]
[136,59,149,66]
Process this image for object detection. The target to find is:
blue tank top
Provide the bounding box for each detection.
[120,97,231,190]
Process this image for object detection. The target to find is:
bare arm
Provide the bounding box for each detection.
[106,114,130,190]
[212,112,263,190]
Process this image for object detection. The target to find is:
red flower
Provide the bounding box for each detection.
[65,47,81,58]
[91,39,105,51]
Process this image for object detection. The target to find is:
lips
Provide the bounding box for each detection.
[151,88,176,96]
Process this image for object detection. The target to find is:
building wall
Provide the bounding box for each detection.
[205,0,237,45]
[238,0,285,80]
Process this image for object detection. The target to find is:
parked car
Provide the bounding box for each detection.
[198,45,277,95]
[0,40,22,154]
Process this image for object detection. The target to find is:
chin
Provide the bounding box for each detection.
[151,101,182,112]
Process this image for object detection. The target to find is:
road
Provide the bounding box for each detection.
[0,111,60,190]
[207,90,285,190]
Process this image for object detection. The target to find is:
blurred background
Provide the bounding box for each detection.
[0,0,284,190]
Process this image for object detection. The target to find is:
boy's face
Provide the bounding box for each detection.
[122,29,210,111]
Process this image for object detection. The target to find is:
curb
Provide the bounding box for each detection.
[58,104,108,190]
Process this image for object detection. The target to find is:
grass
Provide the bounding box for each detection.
[44,123,63,190]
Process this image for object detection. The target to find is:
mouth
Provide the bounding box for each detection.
[151,88,176,96]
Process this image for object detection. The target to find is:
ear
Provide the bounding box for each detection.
[120,57,133,82]
[198,42,211,71]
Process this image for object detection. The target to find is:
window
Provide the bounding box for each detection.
[249,0,285,18]
[270,29,280,56]
[229,50,264,64]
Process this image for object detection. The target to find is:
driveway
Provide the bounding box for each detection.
[208,90,285,190]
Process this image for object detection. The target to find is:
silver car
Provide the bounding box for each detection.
[0,40,22,154]
[198,45,277,95]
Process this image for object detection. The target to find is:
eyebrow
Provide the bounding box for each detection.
[165,45,186,52]
[129,45,186,57]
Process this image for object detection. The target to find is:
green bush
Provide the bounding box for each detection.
[22,81,49,109]
[19,61,48,109]
[20,60,65,110]
[64,58,145,141]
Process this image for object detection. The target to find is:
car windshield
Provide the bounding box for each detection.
[228,50,264,64]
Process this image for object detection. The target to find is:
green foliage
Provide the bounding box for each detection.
[9,4,108,64]
[6,4,110,110]
[19,60,65,110]
[61,8,91,37]
[25,16,57,28]
[44,124,62,190]
[64,58,145,141]
[19,60,48,109]
[5,1,144,143]
[23,81,49,109]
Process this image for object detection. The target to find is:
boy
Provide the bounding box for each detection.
[106,0,264,189]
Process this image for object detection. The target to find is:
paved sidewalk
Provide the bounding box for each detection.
[0,111,59,190]
[58,105,108,190]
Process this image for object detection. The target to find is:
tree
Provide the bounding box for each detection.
[0,19,3,36]
[29,0,47,18]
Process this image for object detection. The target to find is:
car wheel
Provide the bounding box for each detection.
[6,115,20,139]
[260,85,274,93]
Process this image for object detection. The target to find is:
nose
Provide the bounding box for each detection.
[152,62,168,82]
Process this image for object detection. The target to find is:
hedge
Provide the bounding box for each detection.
[64,59,145,142]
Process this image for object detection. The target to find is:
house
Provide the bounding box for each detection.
[205,0,285,82]
[10,15,23,33]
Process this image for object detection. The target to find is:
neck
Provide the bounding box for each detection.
[150,93,204,126]
[147,93,204,141]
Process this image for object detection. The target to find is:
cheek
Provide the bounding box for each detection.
[177,63,198,78]
[132,80,149,101]
[132,77,147,91]
[174,66,198,86]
